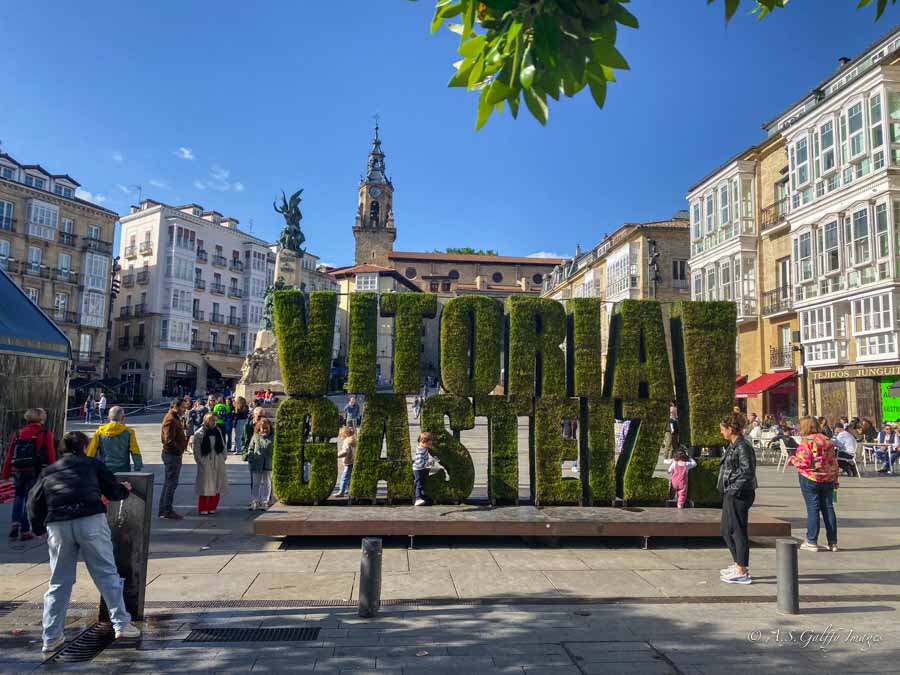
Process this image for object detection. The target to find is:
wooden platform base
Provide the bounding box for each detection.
[253,505,791,539]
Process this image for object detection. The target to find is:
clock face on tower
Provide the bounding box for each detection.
[370,187,382,198]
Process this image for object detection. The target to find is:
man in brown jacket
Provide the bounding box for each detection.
[159,399,188,520]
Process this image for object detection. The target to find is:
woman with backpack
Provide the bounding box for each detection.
[789,416,840,552]
[1,408,56,541]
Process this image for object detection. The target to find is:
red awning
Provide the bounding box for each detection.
[735,371,796,399]
[736,374,747,385]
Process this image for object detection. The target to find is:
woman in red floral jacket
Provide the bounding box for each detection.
[789,416,839,552]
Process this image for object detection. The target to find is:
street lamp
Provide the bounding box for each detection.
[791,329,808,417]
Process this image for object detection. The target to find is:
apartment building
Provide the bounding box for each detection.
[541,216,691,365]
[689,26,900,423]
[110,199,275,400]
[0,153,117,378]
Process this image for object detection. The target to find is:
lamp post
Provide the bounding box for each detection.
[791,330,808,417]
[104,256,121,380]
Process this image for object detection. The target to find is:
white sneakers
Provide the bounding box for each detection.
[115,623,142,640]
[42,634,65,655]
[248,500,258,511]
[800,542,821,552]
[414,499,426,506]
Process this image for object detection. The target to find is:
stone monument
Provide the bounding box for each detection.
[236,189,307,401]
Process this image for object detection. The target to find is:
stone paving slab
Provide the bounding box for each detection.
[145,572,259,601]
[243,572,355,600]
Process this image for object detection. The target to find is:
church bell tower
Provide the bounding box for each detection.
[353,122,396,266]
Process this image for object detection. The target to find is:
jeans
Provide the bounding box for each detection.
[875,448,900,471]
[799,476,837,546]
[251,471,272,505]
[413,469,428,502]
[43,514,131,643]
[224,423,233,451]
[159,452,183,515]
[338,465,352,494]
[234,419,248,454]
[720,490,755,568]
[12,472,37,533]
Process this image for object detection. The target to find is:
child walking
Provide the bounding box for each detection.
[412,432,434,506]
[664,449,697,509]
[335,426,356,497]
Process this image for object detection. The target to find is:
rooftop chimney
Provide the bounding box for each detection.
[838,56,851,69]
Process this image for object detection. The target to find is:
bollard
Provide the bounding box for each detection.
[776,538,800,615]
[100,472,154,622]
[358,537,383,618]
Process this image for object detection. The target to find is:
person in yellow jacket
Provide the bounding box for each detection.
[86,406,143,473]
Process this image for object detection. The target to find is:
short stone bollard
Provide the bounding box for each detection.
[776,538,800,615]
[99,472,154,622]
[358,537,383,618]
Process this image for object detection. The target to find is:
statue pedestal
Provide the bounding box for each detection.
[276,249,303,288]
[255,329,276,352]
[236,329,282,401]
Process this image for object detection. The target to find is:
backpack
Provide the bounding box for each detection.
[11,430,47,469]
[794,433,829,473]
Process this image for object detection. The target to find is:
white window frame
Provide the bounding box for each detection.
[851,207,871,267]
[791,136,810,190]
[848,100,865,159]
[719,184,729,228]
[816,220,840,275]
[355,273,378,291]
[705,193,715,234]
[819,119,836,175]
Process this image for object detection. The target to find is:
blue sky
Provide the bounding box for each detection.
[2,2,896,266]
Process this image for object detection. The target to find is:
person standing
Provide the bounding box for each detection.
[335,426,356,497]
[343,395,361,429]
[27,431,141,655]
[97,393,108,421]
[86,407,143,473]
[83,395,94,424]
[159,399,188,520]
[412,432,434,507]
[212,396,231,450]
[241,407,266,455]
[790,416,839,552]
[243,417,275,510]
[193,413,227,515]
[718,412,757,585]
[233,397,250,456]
[2,408,56,541]
[665,449,697,509]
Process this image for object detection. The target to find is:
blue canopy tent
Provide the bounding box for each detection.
[0,268,71,450]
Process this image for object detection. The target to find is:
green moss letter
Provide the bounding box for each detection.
[349,394,414,501]
[273,290,337,397]
[507,296,566,398]
[441,296,503,396]
[272,398,340,505]
[421,395,475,504]
[474,395,518,504]
[379,292,437,393]
[347,292,378,394]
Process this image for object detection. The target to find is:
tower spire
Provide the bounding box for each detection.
[364,117,389,186]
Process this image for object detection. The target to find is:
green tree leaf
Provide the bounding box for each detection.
[591,38,630,70]
[523,87,548,125]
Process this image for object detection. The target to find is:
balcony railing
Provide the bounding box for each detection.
[58,231,77,247]
[124,245,137,259]
[133,335,146,348]
[194,278,206,291]
[228,287,243,299]
[133,303,146,316]
[761,287,793,316]
[769,346,794,371]
[42,307,79,324]
[82,238,113,254]
[0,216,14,232]
[204,342,242,356]
[736,298,757,319]
[760,197,789,231]
[120,306,132,318]
[210,282,225,295]
[192,309,205,321]
[196,249,208,263]
[227,316,241,327]
[212,254,227,267]
[136,270,150,284]
[139,241,153,255]
[73,351,101,365]
[121,273,135,287]
[24,262,50,278]
[53,268,78,284]
[210,312,225,324]
[229,259,244,272]
[118,336,130,349]
[0,258,19,273]
[191,339,203,351]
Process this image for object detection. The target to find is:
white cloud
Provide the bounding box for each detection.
[194,165,245,192]
[116,184,132,194]
[75,189,108,204]
[111,151,124,163]
[527,251,562,259]
[318,261,337,269]
[148,178,170,189]
[175,146,195,160]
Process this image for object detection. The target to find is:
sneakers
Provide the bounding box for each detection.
[720,564,736,577]
[42,633,65,655]
[829,544,839,552]
[800,542,821,552]
[414,499,426,506]
[248,501,258,511]
[720,571,752,585]
[159,512,184,520]
[8,525,19,539]
[198,511,209,516]
[18,532,36,542]
[114,623,142,640]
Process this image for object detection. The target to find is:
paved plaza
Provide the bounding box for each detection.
[1,400,899,672]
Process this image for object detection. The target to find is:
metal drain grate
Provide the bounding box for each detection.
[185,626,321,643]
[46,622,115,664]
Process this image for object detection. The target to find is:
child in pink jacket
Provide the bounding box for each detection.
[665,449,697,509]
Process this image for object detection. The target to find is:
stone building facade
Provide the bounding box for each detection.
[0,152,117,379]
